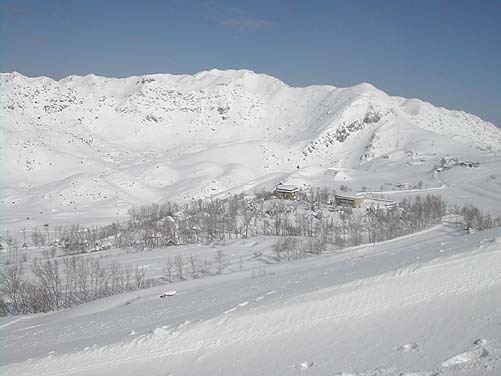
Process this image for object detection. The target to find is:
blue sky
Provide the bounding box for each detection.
[1,0,500,126]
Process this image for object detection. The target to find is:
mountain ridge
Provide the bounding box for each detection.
[2,69,499,126]
[1,69,500,227]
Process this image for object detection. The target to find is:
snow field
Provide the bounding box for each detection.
[2,70,500,228]
[1,226,501,375]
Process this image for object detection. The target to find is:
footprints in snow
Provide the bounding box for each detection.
[331,339,492,376]
[441,343,489,367]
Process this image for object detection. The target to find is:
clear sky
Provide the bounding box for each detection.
[1,0,500,126]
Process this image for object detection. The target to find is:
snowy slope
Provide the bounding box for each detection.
[1,225,501,375]
[1,70,501,227]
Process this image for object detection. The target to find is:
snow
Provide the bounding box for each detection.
[1,69,500,229]
[159,290,177,298]
[1,225,501,375]
[1,69,501,375]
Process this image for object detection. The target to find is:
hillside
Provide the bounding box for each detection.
[1,69,501,228]
[2,225,501,375]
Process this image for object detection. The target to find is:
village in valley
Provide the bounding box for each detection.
[2,1,501,374]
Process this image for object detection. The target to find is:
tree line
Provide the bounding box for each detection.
[0,256,154,315]
[1,189,500,316]
[15,190,499,254]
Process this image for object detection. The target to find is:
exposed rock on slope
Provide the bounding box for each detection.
[1,69,500,225]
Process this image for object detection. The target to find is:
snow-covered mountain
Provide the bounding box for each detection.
[1,69,500,227]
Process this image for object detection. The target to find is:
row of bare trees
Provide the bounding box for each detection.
[2,191,499,316]
[0,256,154,316]
[272,237,327,263]
[20,192,501,255]
[161,250,229,282]
[0,247,233,316]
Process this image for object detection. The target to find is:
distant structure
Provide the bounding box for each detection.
[383,201,398,208]
[459,161,479,168]
[274,185,299,200]
[0,240,8,252]
[441,214,466,228]
[395,183,411,189]
[335,194,365,208]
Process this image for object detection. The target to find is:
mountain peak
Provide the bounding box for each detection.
[1,69,500,226]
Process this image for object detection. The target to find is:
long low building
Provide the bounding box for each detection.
[334,194,365,208]
[274,185,299,199]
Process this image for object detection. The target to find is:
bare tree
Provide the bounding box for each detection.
[31,228,46,247]
[31,258,63,311]
[199,259,212,277]
[214,250,228,274]
[187,255,199,279]
[134,265,147,289]
[174,255,184,280]
[162,258,174,282]
[0,264,26,314]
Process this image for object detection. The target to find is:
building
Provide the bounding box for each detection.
[395,183,411,189]
[441,214,465,228]
[274,185,299,200]
[0,240,9,252]
[334,194,365,208]
[459,161,480,168]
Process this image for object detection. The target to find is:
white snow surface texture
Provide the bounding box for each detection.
[1,225,501,375]
[2,69,501,375]
[1,69,501,227]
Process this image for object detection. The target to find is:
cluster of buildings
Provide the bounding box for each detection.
[437,157,479,172]
[273,184,365,208]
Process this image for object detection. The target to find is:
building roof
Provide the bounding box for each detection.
[0,240,11,252]
[275,185,299,192]
[335,194,365,200]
